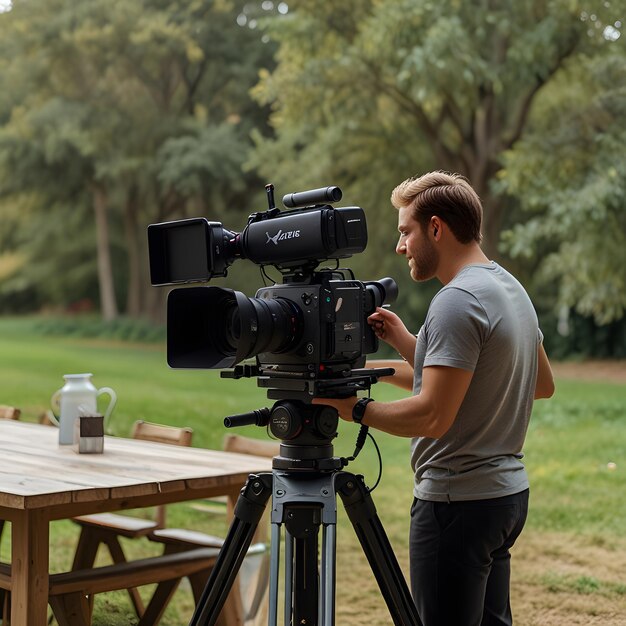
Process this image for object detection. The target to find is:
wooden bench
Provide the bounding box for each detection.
[70,420,195,617]
[0,547,220,626]
[0,562,10,623]
[0,406,20,420]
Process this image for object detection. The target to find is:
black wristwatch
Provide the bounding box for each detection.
[352,397,374,424]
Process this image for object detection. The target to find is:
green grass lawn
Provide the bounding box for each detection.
[524,377,626,538]
[0,316,625,624]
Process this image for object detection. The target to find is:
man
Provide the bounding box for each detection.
[314,171,554,625]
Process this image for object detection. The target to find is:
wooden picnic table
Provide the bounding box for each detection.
[0,419,272,625]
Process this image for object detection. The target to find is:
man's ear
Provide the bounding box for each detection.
[431,216,442,240]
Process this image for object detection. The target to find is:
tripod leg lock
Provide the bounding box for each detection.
[233,472,273,524]
[335,472,377,523]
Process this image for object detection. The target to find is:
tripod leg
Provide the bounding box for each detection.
[320,522,337,625]
[336,473,422,626]
[276,502,323,626]
[190,473,273,626]
[281,527,321,626]
[268,522,281,626]
[293,532,319,624]
[283,530,293,626]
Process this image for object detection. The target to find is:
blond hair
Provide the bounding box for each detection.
[391,171,482,244]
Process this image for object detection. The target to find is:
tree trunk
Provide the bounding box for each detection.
[145,285,167,326]
[92,183,118,321]
[465,158,502,263]
[123,185,142,317]
[480,193,502,262]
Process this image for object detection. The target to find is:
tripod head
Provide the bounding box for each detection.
[225,400,342,471]
[223,366,394,471]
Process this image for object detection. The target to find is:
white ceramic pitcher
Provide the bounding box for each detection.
[50,373,116,445]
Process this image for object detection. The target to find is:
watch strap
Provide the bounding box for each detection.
[352,397,374,424]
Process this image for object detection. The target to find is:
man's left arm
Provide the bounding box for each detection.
[313,365,473,439]
[534,343,555,399]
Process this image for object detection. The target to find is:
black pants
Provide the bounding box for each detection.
[409,489,529,626]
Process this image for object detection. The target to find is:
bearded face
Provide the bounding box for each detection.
[396,206,439,282]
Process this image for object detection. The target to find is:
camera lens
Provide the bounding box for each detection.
[166,286,302,369]
[239,297,302,359]
[223,303,241,349]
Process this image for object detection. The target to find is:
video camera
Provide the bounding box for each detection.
[147,184,397,402]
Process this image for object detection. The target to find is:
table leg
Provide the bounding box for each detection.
[11,509,50,625]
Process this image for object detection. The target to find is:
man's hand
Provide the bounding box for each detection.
[367,307,417,362]
[311,397,358,423]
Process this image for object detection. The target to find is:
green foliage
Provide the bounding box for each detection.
[0,0,277,318]
[251,1,619,238]
[539,309,626,359]
[500,49,626,325]
[1,1,625,355]
[249,0,626,352]
[156,122,249,203]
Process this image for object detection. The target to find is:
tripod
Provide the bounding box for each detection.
[190,401,421,626]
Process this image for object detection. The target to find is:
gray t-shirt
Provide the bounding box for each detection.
[411,262,542,502]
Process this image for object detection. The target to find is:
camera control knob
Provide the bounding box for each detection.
[269,404,301,440]
[316,406,338,438]
[301,293,313,306]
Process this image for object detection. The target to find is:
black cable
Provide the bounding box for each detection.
[340,424,369,467]
[339,424,384,492]
[366,431,383,492]
[260,265,274,286]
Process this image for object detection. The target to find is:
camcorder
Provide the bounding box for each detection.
[147,184,397,406]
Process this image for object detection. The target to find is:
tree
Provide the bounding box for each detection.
[0,0,277,320]
[500,48,626,325]
[246,0,624,336]
[249,0,624,327]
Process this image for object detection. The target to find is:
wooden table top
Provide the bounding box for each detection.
[0,420,273,511]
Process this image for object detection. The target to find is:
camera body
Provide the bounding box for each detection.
[148,185,397,400]
[255,278,369,369]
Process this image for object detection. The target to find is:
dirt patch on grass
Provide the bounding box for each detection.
[333,528,626,625]
[552,360,626,384]
[512,531,626,625]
